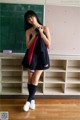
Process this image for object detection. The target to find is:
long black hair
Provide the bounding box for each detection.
[24,10,42,31]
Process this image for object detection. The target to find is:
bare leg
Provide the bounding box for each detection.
[27,70,43,102]
[31,70,43,85]
[27,70,34,96]
[23,70,43,111]
[27,70,34,84]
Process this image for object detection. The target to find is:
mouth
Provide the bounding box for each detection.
[31,21,34,25]
[29,21,33,25]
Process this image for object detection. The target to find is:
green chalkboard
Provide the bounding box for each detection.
[0,3,44,53]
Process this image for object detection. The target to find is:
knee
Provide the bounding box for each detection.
[31,75,39,85]
[31,79,38,85]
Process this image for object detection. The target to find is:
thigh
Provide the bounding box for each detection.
[31,70,43,85]
[28,69,34,84]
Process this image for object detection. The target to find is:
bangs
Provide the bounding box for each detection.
[26,15,34,20]
[25,11,36,20]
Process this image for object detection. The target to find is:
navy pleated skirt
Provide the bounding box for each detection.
[22,38,50,70]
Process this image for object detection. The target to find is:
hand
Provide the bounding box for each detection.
[38,26,43,33]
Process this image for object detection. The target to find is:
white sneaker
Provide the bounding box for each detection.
[23,101,30,112]
[30,100,35,110]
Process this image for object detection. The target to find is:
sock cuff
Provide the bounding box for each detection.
[31,84,38,87]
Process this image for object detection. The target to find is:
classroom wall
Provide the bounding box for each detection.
[0,0,45,4]
[45,5,80,55]
[0,0,80,55]
[46,0,80,7]
[0,0,80,6]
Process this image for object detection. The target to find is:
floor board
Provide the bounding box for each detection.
[0,98,80,120]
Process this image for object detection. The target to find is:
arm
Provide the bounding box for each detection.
[38,26,51,49]
[25,30,36,49]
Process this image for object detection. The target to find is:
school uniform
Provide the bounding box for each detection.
[22,31,50,71]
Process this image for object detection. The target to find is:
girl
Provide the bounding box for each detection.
[22,10,51,112]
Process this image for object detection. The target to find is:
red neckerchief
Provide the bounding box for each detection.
[28,35,39,65]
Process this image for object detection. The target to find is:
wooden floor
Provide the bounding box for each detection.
[0,98,80,120]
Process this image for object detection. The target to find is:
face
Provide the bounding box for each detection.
[27,16,37,25]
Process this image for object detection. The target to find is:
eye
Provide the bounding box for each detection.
[27,18,31,22]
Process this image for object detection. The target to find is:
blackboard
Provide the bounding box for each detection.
[0,3,44,53]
